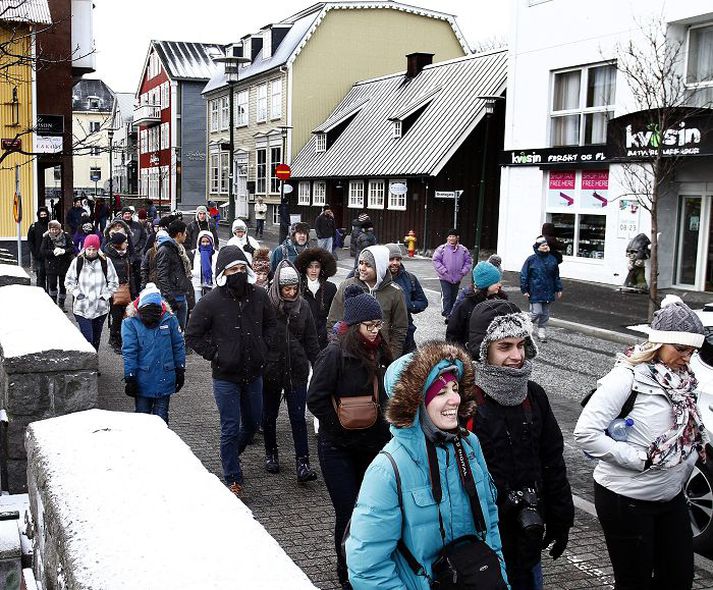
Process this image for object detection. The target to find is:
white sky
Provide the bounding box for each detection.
[92,0,510,93]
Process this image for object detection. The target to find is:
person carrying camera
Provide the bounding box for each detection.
[468,300,574,590]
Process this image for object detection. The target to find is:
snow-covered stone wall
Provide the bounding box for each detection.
[0,285,97,492]
[26,410,318,590]
[0,265,30,287]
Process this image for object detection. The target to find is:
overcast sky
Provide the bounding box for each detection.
[92,0,510,94]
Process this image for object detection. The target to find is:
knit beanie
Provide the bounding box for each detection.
[196,205,208,215]
[48,220,61,229]
[121,206,133,215]
[138,283,162,308]
[472,260,502,289]
[648,295,705,348]
[278,265,300,286]
[469,299,537,362]
[343,284,382,326]
[385,243,402,260]
[83,234,100,250]
[424,366,461,407]
[359,248,376,269]
[488,254,502,269]
[447,228,459,237]
[215,245,255,287]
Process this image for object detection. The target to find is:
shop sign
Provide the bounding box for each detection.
[581,170,609,209]
[500,146,608,167]
[617,200,640,239]
[34,135,63,154]
[36,114,64,136]
[547,171,575,208]
[2,138,21,151]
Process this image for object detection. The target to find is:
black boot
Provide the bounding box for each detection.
[296,456,317,482]
[57,296,66,312]
[265,449,279,474]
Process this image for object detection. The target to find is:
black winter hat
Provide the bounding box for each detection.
[109,232,128,245]
[447,228,459,237]
[468,299,537,361]
[294,247,337,280]
[343,284,382,326]
[215,245,255,287]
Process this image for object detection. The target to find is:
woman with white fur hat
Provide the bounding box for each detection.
[575,295,707,589]
[227,218,260,264]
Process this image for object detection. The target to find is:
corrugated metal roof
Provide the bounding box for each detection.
[0,0,51,25]
[291,50,507,178]
[153,41,223,81]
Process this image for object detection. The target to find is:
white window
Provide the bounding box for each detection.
[312,181,326,206]
[236,90,248,126]
[550,63,616,146]
[148,52,161,79]
[348,181,364,208]
[298,181,311,205]
[392,120,402,138]
[160,165,170,201]
[89,121,100,133]
[272,206,280,225]
[220,96,230,130]
[367,180,385,209]
[149,168,159,199]
[270,146,282,193]
[140,129,147,154]
[256,148,267,193]
[90,146,100,156]
[140,169,149,196]
[220,152,230,194]
[89,98,100,110]
[210,99,219,132]
[209,154,219,193]
[315,133,326,153]
[270,79,282,119]
[256,84,268,122]
[388,179,407,210]
[687,24,713,85]
[160,83,169,109]
[160,123,169,150]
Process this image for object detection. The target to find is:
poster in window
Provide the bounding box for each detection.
[581,170,609,209]
[617,199,640,239]
[547,171,576,208]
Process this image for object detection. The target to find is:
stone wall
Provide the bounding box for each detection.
[26,410,318,590]
[0,285,97,492]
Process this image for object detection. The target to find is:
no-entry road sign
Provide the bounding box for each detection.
[276,163,291,180]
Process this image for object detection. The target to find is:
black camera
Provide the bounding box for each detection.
[505,487,544,536]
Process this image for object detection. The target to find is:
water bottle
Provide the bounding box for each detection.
[606,417,634,441]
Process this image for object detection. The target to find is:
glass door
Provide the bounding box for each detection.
[676,196,702,286]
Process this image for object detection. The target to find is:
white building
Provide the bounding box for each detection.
[499,0,713,291]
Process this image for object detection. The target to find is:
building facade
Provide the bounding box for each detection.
[499,0,713,291]
[202,1,468,225]
[110,93,138,197]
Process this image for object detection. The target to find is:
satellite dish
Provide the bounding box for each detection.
[390,182,407,195]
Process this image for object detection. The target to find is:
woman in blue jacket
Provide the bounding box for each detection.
[122,283,186,425]
[520,236,562,342]
[346,341,508,589]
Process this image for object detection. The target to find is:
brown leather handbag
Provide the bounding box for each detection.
[332,376,379,430]
[112,282,131,306]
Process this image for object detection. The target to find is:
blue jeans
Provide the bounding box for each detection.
[135,395,171,425]
[529,302,551,328]
[212,377,263,485]
[263,381,308,457]
[317,237,333,253]
[439,280,460,317]
[508,562,543,590]
[75,314,107,351]
[255,219,265,237]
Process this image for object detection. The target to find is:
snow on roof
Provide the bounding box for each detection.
[0,0,51,25]
[0,285,95,359]
[26,410,317,589]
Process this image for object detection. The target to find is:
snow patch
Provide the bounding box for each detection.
[0,264,29,279]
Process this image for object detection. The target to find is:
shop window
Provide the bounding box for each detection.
[313,181,326,206]
[687,24,713,85]
[550,63,616,146]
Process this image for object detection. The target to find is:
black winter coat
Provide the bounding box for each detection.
[41,233,74,275]
[314,212,336,239]
[185,285,276,384]
[266,298,320,388]
[27,221,48,259]
[447,290,507,348]
[155,240,192,303]
[103,244,131,286]
[470,381,574,572]
[185,219,219,251]
[302,280,337,349]
[307,342,391,452]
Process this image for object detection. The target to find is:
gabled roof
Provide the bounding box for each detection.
[72,79,115,112]
[202,1,469,96]
[0,0,51,25]
[152,41,224,81]
[291,50,507,178]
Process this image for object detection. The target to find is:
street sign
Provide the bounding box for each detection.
[276,163,291,180]
[90,170,101,182]
[283,184,294,194]
[435,191,456,199]
[2,138,21,152]
[12,192,22,223]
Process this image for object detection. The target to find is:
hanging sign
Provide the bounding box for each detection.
[547,171,576,208]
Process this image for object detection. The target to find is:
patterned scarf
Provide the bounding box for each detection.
[474,360,533,406]
[646,362,707,469]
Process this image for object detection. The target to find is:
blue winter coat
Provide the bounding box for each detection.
[346,358,507,589]
[520,247,562,303]
[391,266,428,342]
[121,304,186,397]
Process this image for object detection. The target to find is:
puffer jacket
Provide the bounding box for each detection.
[64,252,119,319]
[41,232,75,275]
[432,243,472,284]
[346,343,507,589]
[155,239,192,304]
[121,301,186,397]
[574,362,698,502]
[520,245,562,303]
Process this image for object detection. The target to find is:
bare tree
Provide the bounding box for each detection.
[470,35,507,54]
[612,16,711,319]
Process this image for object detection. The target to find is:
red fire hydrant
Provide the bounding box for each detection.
[403,230,417,257]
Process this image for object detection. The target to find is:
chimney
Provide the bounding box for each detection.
[406,53,434,78]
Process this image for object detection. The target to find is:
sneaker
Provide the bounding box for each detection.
[538,327,547,342]
[228,482,242,497]
[296,456,318,482]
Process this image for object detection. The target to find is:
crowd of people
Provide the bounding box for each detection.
[25,201,709,590]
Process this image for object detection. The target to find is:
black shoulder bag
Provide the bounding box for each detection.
[382,438,508,589]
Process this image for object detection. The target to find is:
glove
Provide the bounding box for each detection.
[542,527,568,560]
[124,376,139,398]
[175,367,185,392]
[53,247,65,256]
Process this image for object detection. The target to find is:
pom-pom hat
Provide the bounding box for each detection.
[648,295,705,348]
[138,283,162,308]
[343,284,382,326]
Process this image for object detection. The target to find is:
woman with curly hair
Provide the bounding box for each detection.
[295,247,337,349]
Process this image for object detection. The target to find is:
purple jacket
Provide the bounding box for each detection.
[432,243,473,284]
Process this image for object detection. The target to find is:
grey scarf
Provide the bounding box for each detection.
[474,360,533,406]
[419,403,459,444]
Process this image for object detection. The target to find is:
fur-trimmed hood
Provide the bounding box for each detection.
[125,298,173,318]
[385,341,476,428]
[294,247,337,282]
[103,218,132,241]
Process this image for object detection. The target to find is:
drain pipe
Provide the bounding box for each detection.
[0,410,9,494]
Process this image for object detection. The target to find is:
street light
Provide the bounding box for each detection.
[473,95,504,262]
[107,127,115,209]
[278,124,292,243]
[213,49,250,226]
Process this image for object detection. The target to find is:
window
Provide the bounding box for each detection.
[270,79,282,119]
[148,168,159,199]
[257,84,268,122]
[90,146,100,156]
[270,146,282,193]
[148,52,161,79]
[236,90,248,126]
[298,181,310,205]
[256,148,267,193]
[687,24,713,85]
[210,99,219,132]
[348,181,364,208]
[392,120,402,138]
[89,121,100,133]
[546,169,609,259]
[160,122,169,150]
[220,96,230,130]
[367,180,385,209]
[315,133,326,153]
[140,129,147,154]
[140,169,149,196]
[160,165,170,201]
[160,83,169,109]
[220,152,230,194]
[272,206,280,226]
[312,181,326,206]
[550,64,616,146]
[209,154,219,193]
[388,179,407,210]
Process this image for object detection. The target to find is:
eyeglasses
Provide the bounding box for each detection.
[361,321,383,332]
[673,344,697,356]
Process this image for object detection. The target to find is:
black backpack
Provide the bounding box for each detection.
[580,388,638,419]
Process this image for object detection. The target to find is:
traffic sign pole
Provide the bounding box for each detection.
[14,165,21,266]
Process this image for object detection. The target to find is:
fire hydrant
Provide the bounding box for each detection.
[403,230,417,257]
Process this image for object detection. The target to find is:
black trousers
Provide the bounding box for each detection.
[594,481,693,590]
[33,255,47,291]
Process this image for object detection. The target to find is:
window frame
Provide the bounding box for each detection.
[315,133,326,153]
[387,179,407,211]
[236,90,248,127]
[392,120,402,139]
[209,154,220,193]
[367,179,385,209]
[256,84,268,123]
[685,22,713,87]
[210,99,219,133]
[312,181,326,207]
[270,146,282,194]
[220,96,230,131]
[348,180,365,208]
[220,152,230,194]
[298,181,311,205]
[256,148,267,194]
[270,79,282,120]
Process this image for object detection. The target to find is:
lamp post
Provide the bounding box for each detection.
[473,95,504,262]
[278,125,292,243]
[108,127,114,207]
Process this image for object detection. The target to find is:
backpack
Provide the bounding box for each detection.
[580,388,638,420]
[77,255,108,285]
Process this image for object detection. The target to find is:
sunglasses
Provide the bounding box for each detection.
[361,321,383,332]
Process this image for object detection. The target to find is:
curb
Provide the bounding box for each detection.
[549,318,640,346]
